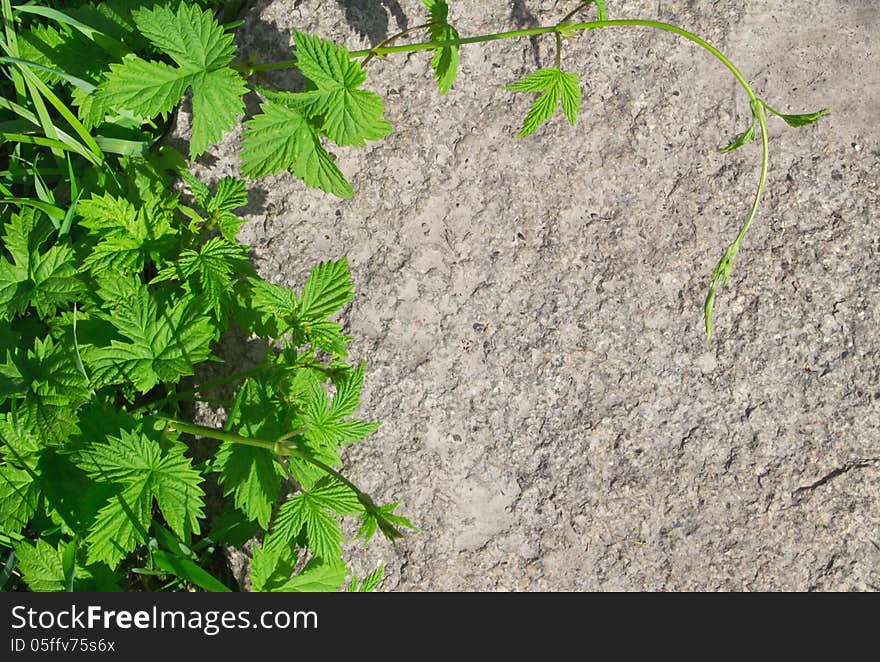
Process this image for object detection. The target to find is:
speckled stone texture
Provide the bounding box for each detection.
[187,0,880,590]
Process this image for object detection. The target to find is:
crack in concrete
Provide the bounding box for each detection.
[792,458,880,498]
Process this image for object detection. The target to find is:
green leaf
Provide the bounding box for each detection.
[303,318,351,357]
[14,539,88,592]
[87,282,215,392]
[278,556,346,592]
[423,1,459,95]
[99,56,198,118]
[0,465,40,532]
[0,336,89,443]
[249,541,297,592]
[357,501,416,542]
[151,550,231,592]
[0,210,82,320]
[241,99,354,199]
[329,362,364,419]
[763,103,830,128]
[290,30,392,147]
[152,237,254,318]
[346,563,384,592]
[237,277,299,338]
[214,442,279,529]
[190,68,247,157]
[132,3,235,70]
[265,489,344,561]
[719,119,755,153]
[74,429,206,566]
[85,480,152,567]
[299,257,354,320]
[303,380,379,450]
[0,414,41,463]
[506,68,581,138]
[97,4,246,157]
[210,176,248,212]
[77,193,177,273]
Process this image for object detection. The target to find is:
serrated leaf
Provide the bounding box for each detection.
[132,3,235,70]
[303,318,350,357]
[249,541,297,592]
[190,68,247,157]
[0,210,82,320]
[357,501,416,542]
[329,362,364,419]
[0,465,40,532]
[151,445,206,540]
[0,415,41,462]
[179,169,212,208]
[506,68,581,138]
[266,490,343,561]
[152,237,254,318]
[241,100,354,198]
[309,477,363,515]
[214,442,279,528]
[290,31,392,147]
[236,277,299,338]
[85,479,152,567]
[87,283,214,392]
[210,176,248,212]
[97,4,246,157]
[346,563,384,592]
[299,257,353,320]
[74,429,205,565]
[423,1,459,95]
[99,56,198,118]
[0,336,89,443]
[77,193,177,273]
[278,556,346,592]
[14,539,89,592]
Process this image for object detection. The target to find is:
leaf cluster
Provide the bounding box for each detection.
[1,1,413,593]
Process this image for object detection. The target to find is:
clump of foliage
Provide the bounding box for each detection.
[1,0,825,591]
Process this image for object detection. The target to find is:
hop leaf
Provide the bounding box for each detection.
[299,257,354,320]
[0,465,41,532]
[0,336,90,443]
[13,539,89,592]
[506,68,582,138]
[77,193,177,274]
[763,104,830,128]
[152,237,254,318]
[0,210,82,321]
[719,120,755,153]
[265,478,363,561]
[423,0,460,95]
[278,557,347,592]
[241,98,354,198]
[73,429,206,566]
[97,3,246,157]
[87,280,215,392]
[346,563,385,592]
[290,31,392,147]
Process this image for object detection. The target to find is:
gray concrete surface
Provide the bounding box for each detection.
[190,0,880,590]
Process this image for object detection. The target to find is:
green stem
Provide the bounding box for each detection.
[248,18,756,104]
[165,419,368,503]
[361,22,433,68]
[703,101,769,342]
[244,16,771,339]
[554,31,562,69]
[166,417,401,535]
